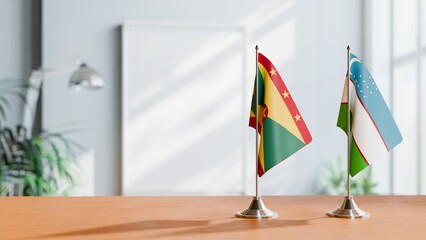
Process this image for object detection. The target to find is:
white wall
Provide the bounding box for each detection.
[0,0,32,127]
[42,0,362,195]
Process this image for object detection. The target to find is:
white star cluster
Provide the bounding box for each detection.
[350,71,379,100]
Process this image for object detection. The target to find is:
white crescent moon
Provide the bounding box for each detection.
[349,57,361,76]
[349,57,361,75]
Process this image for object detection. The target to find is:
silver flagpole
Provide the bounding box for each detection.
[236,45,277,219]
[327,46,369,218]
[346,45,351,198]
[255,45,259,198]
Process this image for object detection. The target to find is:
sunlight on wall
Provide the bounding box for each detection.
[258,20,295,67]
[172,31,244,79]
[242,0,294,29]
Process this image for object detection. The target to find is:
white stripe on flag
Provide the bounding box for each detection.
[350,82,388,164]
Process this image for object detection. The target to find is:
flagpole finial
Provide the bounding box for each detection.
[255,45,259,50]
[347,45,351,50]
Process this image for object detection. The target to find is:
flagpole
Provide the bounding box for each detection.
[236,45,277,219]
[326,46,369,219]
[255,45,259,198]
[346,45,351,198]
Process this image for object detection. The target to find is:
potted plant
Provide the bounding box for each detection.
[318,156,378,195]
[0,79,80,196]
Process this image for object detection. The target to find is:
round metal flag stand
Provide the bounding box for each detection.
[327,195,370,219]
[236,196,277,219]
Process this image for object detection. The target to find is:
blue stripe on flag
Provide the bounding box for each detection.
[349,53,402,150]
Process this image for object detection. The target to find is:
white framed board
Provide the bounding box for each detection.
[121,21,249,195]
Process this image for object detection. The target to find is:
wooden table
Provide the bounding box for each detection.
[1,196,425,239]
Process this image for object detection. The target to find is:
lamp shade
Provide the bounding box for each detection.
[69,63,104,90]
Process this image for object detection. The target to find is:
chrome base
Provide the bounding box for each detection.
[327,195,370,219]
[236,196,278,219]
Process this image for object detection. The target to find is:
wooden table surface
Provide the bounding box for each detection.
[1,196,425,240]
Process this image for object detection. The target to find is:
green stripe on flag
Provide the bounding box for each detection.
[337,103,348,133]
[262,117,305,171]
[251,69,265,114]
[350,140,369,177]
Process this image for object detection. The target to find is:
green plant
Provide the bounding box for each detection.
[0,125,83,196]
[0,78,81,196]
[318,156,378,195]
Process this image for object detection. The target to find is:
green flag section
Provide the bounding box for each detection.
[261,118,305,171]
[249,52,312,177]
[336,102,348,134]
[350,140,369,176]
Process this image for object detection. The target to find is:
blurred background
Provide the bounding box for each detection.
[0,0,424,196]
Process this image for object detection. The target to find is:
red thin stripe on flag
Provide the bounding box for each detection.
[350,79,389,151]
[258,53,312,144]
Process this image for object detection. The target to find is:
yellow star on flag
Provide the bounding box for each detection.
[269,68,277,76]
[282,91,289,98]
[294,114,301,121]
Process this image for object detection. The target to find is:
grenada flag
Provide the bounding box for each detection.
[337,53,402,176]
[249,53,312,177]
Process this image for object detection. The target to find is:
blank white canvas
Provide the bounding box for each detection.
[121,22,247,195]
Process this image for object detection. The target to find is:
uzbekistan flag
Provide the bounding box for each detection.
[249,53,312,177]
[337,53,403,176]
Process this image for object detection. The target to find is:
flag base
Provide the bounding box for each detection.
[236,196,278,219]
[327,195,370,219]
